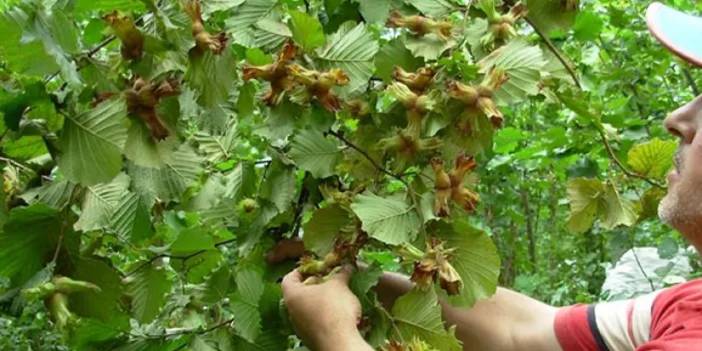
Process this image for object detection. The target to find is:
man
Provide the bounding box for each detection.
[282,3,702,350]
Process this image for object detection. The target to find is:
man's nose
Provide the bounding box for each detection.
[664,96,702,142]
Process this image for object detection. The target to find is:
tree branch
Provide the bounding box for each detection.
[525,17,582,90]
[126,238,238,276]
[327,130,408,186]
[681,66,700,96]
[597,128,664,188]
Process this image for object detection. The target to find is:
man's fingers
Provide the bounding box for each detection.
[281,269,303,294]
[332,265,354,284]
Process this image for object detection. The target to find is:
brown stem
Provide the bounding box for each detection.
[327,130,408,186]
[524,17,582,90]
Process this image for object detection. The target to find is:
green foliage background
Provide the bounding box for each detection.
[0,0,701,350]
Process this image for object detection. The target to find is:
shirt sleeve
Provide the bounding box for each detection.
[554,291,661,351]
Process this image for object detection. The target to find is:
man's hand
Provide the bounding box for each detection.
[281,267,373,351]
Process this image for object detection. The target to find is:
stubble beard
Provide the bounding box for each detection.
[658,177,702,239]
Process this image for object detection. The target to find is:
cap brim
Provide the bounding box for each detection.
[646,2,702,67]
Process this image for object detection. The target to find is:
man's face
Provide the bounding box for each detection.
[659,94,702,248]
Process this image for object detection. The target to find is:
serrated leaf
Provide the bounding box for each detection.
[527,0,578,33]
[0,204,61,287]
[303,205,350,255]
[5,3,82,86]
[566,178,602,233]
[627,138,676,180]
[600,182,637,230]
[0,11,58,76]
[391,289,462,351]
[58,99,129,186]
[128,266,172,323]
[404,34,456,61]
[289,129,341,178]
[375,39,423,82]
[231,268,264,342]
[2,136,48,160]
[23,179,76,209]
[566,178,637,233]
[70,258,127,325]
[353,0,392,23]
[128,144,204,203]
[260,162,296,213]
[124,122,179,168]
[75,173,130,232]
[351,193,420,245]
[110,193,153,242]
[435,220,500,307]
[407,0,456,17]
[478,40,547,104]
[573,11,604,42]
[194,124,238,164]
[288,10,325,51]
[74,0,145,15]
[186,50,237,120]
[316,22,379,94]
[226,0,277,29]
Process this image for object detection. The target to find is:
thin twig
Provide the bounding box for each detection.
[525,17,582,90]
[141,318,234,339]
[126,238,237,276]
[681,66,700,96]
[0,156,34,173]
[327,130,407,185]
[629,236,656,292]
[597,128,665,189]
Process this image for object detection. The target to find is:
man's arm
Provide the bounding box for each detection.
[376,272,562,351]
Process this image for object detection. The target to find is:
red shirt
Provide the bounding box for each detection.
[555,279,702,350]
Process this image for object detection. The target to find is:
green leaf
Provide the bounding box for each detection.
[289,129,341,179]
[70,258,127,325]
[0,204,60,287]
[25,179,76,209]
[110,193,153,242]
[186,49,237,114]
[527,0,578,33]
[288,10,325,52]
[75,173,130,232]
[627,138,677,180]
[226,0,277,29]
[573,11,604,42]
[9,3,81,86]
[404,34,456,61]
[435,220,500,307]
[351,193,420,245]
[260,162,296,213]
[391,289,462,351]
[58,99,129,186]
[128,144,204,203]
[0,11,58,76]
[124,122,179,168]
[128,266,172,323]
[3,136,48,160]
[74,0,145,15]
[303,204,350,255]
[0,81,49,131]
[230,268,264,343]
[478,40,547,104]
[375,39,423,82]
[566,178,637,233]
[407,0,456,17]
[315,22,380,94]
[600,182,638,230]
[566,178,602,233]
[170,228,216,254]
[353,0,392,23]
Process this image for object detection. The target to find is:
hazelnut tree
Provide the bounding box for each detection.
[0,0,590,349]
